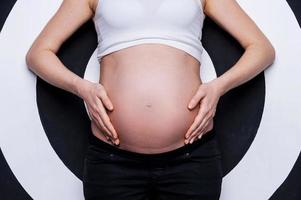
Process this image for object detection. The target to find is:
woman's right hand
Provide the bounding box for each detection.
[76,78,119,145]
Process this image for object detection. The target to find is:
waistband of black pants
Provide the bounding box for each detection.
[88,128,217,161]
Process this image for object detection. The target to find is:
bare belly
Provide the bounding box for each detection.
[91,44,202,154]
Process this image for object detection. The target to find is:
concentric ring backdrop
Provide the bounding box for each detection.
[0,0,300,199]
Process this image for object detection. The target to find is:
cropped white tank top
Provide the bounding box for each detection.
[92,0,206,64]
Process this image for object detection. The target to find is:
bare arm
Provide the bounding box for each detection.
[185,0,276,143]
[26,0,120,145]
[25,0,94,97]
[204,0,276,95]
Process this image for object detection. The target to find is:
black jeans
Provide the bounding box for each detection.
[83,128,222,200]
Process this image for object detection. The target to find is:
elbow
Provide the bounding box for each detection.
[26,47,53,69]
[260,41,276,68]
[25,49,35,69]
[268,43,276,65]
[26,48,44,70]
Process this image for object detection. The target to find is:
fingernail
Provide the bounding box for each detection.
[115,139,119,145]
[189,138,194,144]
[184,140,189,144]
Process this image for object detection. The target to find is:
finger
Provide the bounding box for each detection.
[91,105,119,146]
[97,85,114,111]
[89,106,116,144]
[187,124,203,143]
[98,106,118,140]
[184,114,202,142]
[199,119,210,136]
[95,119,116,145]
[92,120,113,142]
[92,119,115,143]
[104,133,115,145]
[187,115,211,143]
[200,120,212,137]
[93,111,113,140]
[188,125,208,144]
[96,100,119,143]
[195,114,211,137]
[88,106,107,134]
[190,120,212,144]
[202,117,214,134]
[185,102,208,139]
[188,88,206,110]
[89,105,114,140]
[97,111,119,146]
[189,132,201,144]
[197,123,210,140]
[195,107,216,135]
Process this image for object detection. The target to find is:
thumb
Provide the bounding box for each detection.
[188,90,205,110]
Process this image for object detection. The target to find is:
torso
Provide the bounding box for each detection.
[90,0,203,154]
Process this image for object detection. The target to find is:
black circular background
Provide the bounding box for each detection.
[0,1,300,199]
[37,16,263,178]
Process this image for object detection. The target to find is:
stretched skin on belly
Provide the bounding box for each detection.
[91,64,201,154]
[90,44,202,153]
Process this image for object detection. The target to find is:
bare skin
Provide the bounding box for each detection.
[91,43,203,153]
[26,0,275,154]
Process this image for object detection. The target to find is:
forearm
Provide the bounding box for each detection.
[212,42,276,96]
[26,49,83,97]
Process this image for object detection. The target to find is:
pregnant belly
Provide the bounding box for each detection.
[91,63,202,154]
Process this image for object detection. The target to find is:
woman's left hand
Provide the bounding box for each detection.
[184,80,224,144]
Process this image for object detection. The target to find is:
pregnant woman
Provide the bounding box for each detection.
[26,0,275,199]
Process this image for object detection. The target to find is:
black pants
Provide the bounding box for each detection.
[83,128,222,200]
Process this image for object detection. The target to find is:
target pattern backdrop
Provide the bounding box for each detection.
[0,0,300,199]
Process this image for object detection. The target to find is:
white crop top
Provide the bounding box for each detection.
[92,0,206,64]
